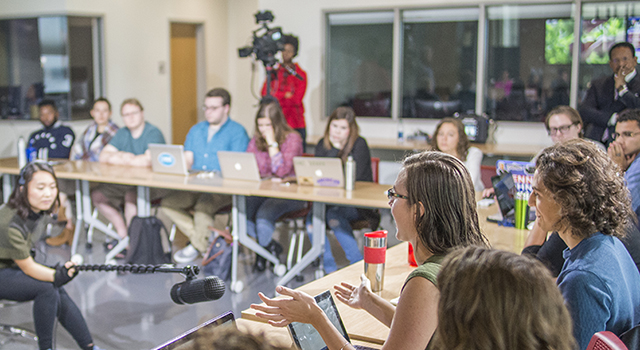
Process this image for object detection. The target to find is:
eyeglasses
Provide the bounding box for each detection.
[202,105,224,112]
[612,130,640,140]
[121,110,141,118]
[386,188,408,201]
[547,123,576,136]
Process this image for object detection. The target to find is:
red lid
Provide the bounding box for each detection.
[365,230,387,238]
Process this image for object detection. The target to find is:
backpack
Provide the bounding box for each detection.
[125,216,171,265]
[202,227,233,281]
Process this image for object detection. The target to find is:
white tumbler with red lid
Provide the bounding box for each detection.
[364,230,387,292]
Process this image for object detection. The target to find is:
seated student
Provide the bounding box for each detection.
[609,108,640,215]
[0,161,101,350]
[523,107,640,276]
[529,139,640,349]
[71,98,119,161]
[246,99,305,272]
[28,99,75,159]
[430,117,484,192]
[306,106,380,273]
[162,88,249,263]
[92,98,166,246]
[253,151,489,350]
[433,246,575,350]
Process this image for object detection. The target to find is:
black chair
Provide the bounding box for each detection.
[0,300,38,346]
[620,323,640,350]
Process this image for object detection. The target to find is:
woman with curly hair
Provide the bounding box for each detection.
[434,246,575,350]
[430,117,484,192]
[530,139,640,349]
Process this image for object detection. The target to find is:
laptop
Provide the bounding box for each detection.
[487,172,516,224]
[217,151,261,181]
[292,157,344,188]
[153,310,236,350]
[149,144,189,176]
[288,291,376,350]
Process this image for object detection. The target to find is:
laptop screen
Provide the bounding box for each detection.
[491,172,516,219]
[152,311,235,350]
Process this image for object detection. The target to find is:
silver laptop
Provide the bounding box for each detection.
[149,144,189,175]
[217,151,261,181]
[293,157,344,188]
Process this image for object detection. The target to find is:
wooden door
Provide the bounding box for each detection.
[170,23,198,145]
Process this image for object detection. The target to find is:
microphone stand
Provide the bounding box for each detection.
[75,264,199,280]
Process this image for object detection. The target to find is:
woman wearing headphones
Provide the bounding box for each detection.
[0,162,99,350]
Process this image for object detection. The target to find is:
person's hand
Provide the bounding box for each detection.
[262,126,276,145]
[608,142,629,171]
[481,187,495,199]
[284,92,293,99]
[53,261,78,288]
[251,285,324,327]
[615,65,630,90]
[334,274,372,310]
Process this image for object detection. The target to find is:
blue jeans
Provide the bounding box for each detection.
[246,196,307,247]
[0,267,94,350]
[307,206,363,273]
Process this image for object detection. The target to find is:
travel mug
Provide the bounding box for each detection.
[364,230,387,292]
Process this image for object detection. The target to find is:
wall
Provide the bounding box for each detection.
[0,0,230,156]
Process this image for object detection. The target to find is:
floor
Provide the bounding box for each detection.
[0,210,397,350]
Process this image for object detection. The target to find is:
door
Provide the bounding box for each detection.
[170,23,198,145]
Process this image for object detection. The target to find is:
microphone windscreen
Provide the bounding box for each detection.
[170,276,225,305]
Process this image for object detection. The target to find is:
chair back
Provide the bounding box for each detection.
[621,324,640,350]
[587,331,629,350]
[371,157,380,184]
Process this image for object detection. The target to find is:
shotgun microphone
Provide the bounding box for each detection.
[170,276,226,304]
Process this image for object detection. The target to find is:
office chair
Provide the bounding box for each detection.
[586,331,629,350]
[0,300,38,346]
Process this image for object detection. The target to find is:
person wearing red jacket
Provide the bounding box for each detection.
[261,34,307,150]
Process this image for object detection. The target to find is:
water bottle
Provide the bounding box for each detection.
[17,137,27,169]
[345,155,356,191]
[397,119,405,142]
[364,230,387,292]
[26,141,37,162]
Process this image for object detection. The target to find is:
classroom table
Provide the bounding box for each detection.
[0,158,390,292]
[307,135,543,158]
[241,200,529,345]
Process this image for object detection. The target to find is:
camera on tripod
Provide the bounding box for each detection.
[238,10,285,67]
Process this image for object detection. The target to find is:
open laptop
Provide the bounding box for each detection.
[293,157,344,188]
[149,144,189,176]
[288,291,377,350]
[487,172,516,224]
[217,151,261,181]
[153,311,235,350]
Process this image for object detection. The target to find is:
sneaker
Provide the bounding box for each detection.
[174,244,200,263]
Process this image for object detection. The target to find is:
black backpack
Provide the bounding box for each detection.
[125,216,171,265]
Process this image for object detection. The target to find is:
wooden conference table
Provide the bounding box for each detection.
[241,203,528,345]
[0,158,390,292]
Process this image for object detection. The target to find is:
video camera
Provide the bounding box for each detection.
[238,10,285,67]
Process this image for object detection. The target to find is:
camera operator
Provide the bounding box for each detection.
[261,34,307,150]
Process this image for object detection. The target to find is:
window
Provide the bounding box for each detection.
[486,4,575,122]
[0,15,102,121]
[402,8,478,118]
[326,12,393,117]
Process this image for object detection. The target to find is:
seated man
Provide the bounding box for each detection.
[28,99,75,159]
[92,98,166,245]
[71,98,119,161]
[162,88,249,263]
[28,99,76,246]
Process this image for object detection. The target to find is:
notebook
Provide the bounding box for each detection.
[149,144,189,176]
[292,157,344,188]
[217,151,261,181]
[288,291,376,350]
[153,310,236,350]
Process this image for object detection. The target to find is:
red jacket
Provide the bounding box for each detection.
[261,62,307,129]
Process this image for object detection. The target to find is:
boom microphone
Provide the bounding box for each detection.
[170,276,226,304]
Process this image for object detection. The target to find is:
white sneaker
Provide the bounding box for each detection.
[174,244,200,263]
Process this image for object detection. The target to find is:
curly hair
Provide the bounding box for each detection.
[203,325,295,350]
[535,139,632,239]
[401,151,488,255]
[433,246,575,350]
[430,118,470,161]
